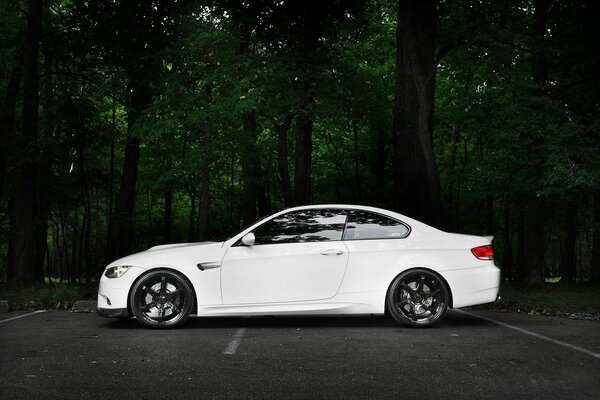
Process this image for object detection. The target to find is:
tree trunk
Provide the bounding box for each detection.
[290,11,319,207]
[522,200,545,285]
[106,98,116,248]
[163,189,172,243]
[0,51,23,200]
[185,180,196,242]
[374,134,386,204]
[228,153,235,227]
[84,201,92,282]
[560,202,577,283]
[6,201,17,282]
[34,10,55,283]
[520,0,551,286]
[256,169,269,218]
[353,120,362,202]
[446,123,460,173]
[13,0,43,285]
[241,110,258,224]
[392,0,443,228]
[199,125,211,241]
[105,11,155,261]
[486,195,494,234]
[444,123,460,206]
[275,114,294,207]
[294,112,313,205]
[2,54,23,282]
[592,193,600,285]
[502,204,513,282]
[107,135,140,261]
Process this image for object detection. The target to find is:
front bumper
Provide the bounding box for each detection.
[97,307,130,318]
[97,265,146,316]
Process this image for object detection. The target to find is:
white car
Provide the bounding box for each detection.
[97,204,500,328]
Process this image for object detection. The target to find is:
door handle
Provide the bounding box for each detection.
[320,249,344,256]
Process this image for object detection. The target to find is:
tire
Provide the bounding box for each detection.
[129,269,195,329]
[386,269,449,327]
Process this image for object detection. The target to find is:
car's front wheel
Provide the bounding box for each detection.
[386,269,449,327]
[130,269,195,328]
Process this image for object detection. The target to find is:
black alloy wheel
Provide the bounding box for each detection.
[130,269,194,328]
[386,269,449,327]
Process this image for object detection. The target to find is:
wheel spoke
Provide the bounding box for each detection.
[409,306,418,321]
[397,299,409,309]
[143,286,158,297]
[168,288,183,298]
[169,303,181,314]
[426,288,440,297]
[141,301,156,312]
[160,276,167,294]
[159,305,166,321]
[417,275,424,291]
[400,282,416,295]
[427,305,438,315]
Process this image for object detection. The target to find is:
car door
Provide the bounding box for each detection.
[337,210,413,294]
[221,209,349,304]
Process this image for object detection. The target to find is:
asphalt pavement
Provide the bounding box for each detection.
[0,309,599,399]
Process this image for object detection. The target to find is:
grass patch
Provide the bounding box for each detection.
[0,282,97,311]
[472,282,600,320]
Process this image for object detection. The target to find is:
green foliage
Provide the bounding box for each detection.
[0,282,97,310]
[433,0,600,281]
[0,0,599,285]
[473,282,600,320]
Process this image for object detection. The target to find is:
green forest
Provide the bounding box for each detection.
[1,0,599,288]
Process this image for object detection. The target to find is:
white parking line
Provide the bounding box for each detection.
[223,327,246,355]
[455,309,600,359]
[0,310,46,324]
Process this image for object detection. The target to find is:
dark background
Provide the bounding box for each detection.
[1,0,599,288]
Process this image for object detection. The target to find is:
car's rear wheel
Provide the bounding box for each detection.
[386,269,449,327]
[130,269,194,328]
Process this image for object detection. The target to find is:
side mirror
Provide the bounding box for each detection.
[241,232,255,246]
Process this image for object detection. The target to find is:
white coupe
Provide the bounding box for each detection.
[97,204,500,328]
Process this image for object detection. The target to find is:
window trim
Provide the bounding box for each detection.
[233,207,412,246]
[341,209,411,241]
[239,208,349,246]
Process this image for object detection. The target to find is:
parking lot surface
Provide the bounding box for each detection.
[1,309,599,399]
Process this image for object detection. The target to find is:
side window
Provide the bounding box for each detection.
[342,211,409,241]
[253,210,347,245]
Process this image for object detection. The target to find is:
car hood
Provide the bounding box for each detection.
[106,241,225,268]
[146,241,220,252]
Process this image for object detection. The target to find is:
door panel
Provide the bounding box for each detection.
[221,241,349,304]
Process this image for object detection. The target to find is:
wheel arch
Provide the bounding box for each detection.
[384,267,454,314]
[127,266,198,316]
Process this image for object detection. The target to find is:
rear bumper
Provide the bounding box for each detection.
[97,307,130,318]
[443,263,501,308]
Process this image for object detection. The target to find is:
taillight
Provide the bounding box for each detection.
[471,245,494,260]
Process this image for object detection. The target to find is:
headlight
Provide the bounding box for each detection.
[104,265,133,279]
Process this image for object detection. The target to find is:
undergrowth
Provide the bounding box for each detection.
[472,282,600,320]
[0,281,97,311]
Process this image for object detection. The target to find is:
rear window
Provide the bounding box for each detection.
[342,210,410,240]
